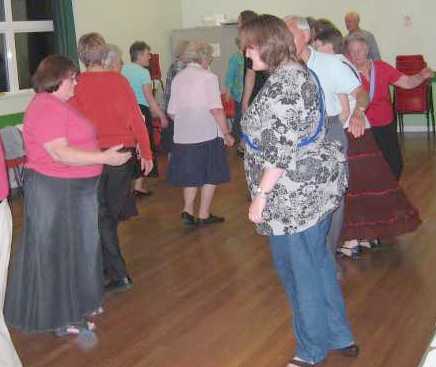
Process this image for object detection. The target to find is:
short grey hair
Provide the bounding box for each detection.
[182,41,213,64]
[103,44,123,70]
[345,11,360,22]
[283,15,310,31]
[174,40,190,60]
[344,31,369,50]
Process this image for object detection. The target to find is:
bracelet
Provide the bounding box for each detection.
[255,187,270,198]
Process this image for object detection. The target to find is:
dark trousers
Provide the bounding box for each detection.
[371,122,403,180]
[139,104,159,177]
[325,116,348,260]
[98,159,135,281]
[231,101,242,144]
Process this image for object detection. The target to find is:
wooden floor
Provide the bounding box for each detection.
[9,133,436,367]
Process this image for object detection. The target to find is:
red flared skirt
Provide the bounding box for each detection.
[341,130,421,241]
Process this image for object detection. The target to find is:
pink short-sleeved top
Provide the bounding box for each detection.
[24,93,102,178]
[168,63,223,144]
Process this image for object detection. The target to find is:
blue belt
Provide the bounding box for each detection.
[242,68,326,152]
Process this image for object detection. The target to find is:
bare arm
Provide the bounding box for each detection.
[242,69,255,113]
[44,138,131,166]
[210,108,234,147]
[143,84,169,128]
[348,86,369,138]
[338,94,351,124]
[394,68,433,89]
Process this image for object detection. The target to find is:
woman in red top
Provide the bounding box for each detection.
[71,33,153,293]
[346,32,432,179]
[4,56,130,336]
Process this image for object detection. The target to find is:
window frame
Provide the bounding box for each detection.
[0,0,54,94]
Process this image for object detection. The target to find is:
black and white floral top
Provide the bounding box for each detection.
[241,62,348,236]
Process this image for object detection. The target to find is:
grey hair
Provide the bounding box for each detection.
[345,11,360,22]
[103,44,123,70]
[344,31,369,51]
[182,41,213,64]
[174,40,190,60]
[283,15,310,31]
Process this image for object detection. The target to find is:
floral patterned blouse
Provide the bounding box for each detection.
[241,62,348,236]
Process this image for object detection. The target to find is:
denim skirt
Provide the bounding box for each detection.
[4,169,104,332]
[167,137,230,187]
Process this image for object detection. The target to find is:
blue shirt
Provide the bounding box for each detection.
[224,52,244,103]
[122,63,151,106]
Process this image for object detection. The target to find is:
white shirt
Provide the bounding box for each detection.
[335,54,370,129]
[307,47,361,117]
[168,63,223,144]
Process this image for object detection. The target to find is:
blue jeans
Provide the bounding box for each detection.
[268,215,354,364]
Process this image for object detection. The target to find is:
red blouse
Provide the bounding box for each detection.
[361,60,403,127]
[71,71,152,160]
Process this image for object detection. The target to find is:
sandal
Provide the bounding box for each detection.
[89,306,104,317]
[337,240,361,259]
[287,358,320,367]
[359,239,382,249]
[54,320,96,337]
[332,343,360,357]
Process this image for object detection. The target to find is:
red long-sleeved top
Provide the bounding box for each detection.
[70,71,152,160]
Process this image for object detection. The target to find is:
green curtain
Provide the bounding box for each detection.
[53,0,78,65]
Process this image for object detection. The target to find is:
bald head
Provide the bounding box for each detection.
[345,11,360,33]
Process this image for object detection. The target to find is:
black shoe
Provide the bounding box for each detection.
[333,344,360,357]
[105,276,133,294]
[134,190,153,197]
[197,214,225,225]
[181,211,197,226]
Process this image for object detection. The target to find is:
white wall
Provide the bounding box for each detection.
[73,0,182,73]
[0,0,183,116]
[181,0,436,68]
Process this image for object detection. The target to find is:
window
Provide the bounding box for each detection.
[0,0,54,93]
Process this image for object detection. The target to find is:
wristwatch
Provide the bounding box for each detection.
[255,187,270,198]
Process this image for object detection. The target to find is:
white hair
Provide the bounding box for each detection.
[283,15,310,31]
[103,44,123,70]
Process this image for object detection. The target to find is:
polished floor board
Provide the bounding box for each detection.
[9,133,436,367]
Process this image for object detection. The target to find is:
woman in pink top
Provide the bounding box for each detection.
[0,142,22,366]
[4,56,130,336]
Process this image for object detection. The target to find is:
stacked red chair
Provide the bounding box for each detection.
[394,55,435,134]
[149,53,164,97]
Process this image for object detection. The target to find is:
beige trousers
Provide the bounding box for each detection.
[0,200,22,367]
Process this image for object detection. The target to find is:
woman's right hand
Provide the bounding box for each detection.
[102,145,131,166]
[141,158,153,175]
[224,133,235,147]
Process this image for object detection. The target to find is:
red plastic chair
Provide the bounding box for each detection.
[149,53,164,97]
[394,55,435,134]
[221,94,236,119]
[5,156,25,189]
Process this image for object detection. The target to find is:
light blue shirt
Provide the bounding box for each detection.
[122,63,151,107]
[307,48,360,116]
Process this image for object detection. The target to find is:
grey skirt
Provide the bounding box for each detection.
[4,169,104,333]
